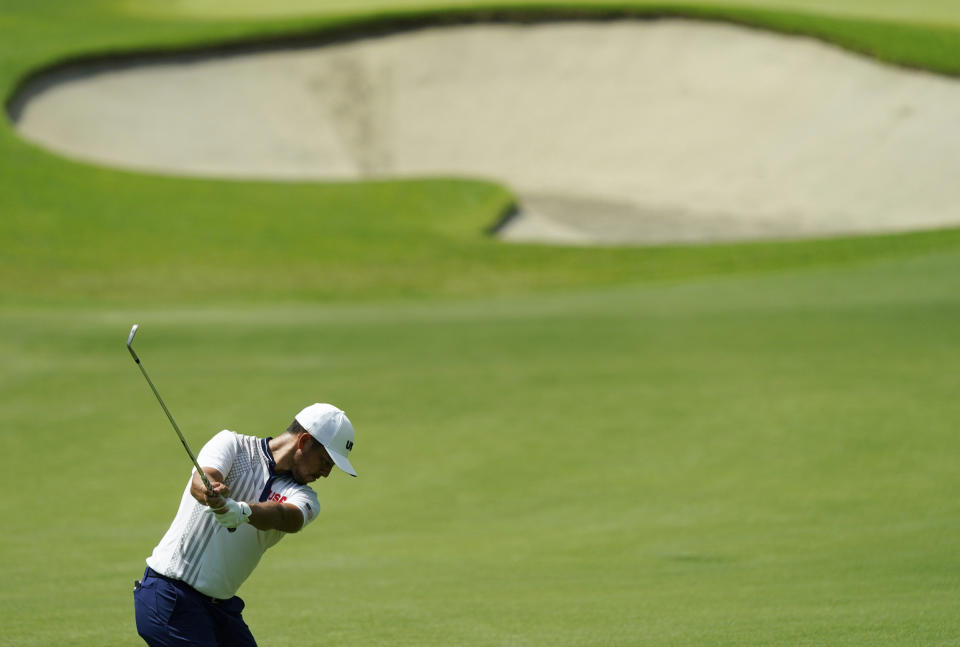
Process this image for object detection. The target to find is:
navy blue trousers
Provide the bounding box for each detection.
[134,568,257,647]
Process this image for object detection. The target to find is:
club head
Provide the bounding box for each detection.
[126,324,141,362]
[127,324,139,348]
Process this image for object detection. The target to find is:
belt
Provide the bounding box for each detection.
[144,567,229,604]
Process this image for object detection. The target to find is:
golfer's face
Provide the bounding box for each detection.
[295,437,335,483]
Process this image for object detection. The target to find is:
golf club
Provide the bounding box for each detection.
[126,324,235,531]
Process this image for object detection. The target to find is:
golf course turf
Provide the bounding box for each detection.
[2,1,959,645]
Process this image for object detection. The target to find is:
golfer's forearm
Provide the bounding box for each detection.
[247,502,304,533]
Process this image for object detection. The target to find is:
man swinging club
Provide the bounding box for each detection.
[133,403,358,646]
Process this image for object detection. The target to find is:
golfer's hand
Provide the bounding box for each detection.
[191,468,229,507]
[203,481,231,508]
[207,498,252,529]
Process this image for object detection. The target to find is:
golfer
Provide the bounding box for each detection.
[133,403,357,646]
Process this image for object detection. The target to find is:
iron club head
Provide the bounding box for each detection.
[126,324,140,361]
[127,323,139,348]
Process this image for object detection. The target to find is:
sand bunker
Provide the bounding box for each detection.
[10,20,960,245]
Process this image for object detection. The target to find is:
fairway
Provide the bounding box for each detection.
[3,251,960,645]
[2,1,960,646]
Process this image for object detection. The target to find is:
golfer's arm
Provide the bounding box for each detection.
[190,467,303,532]
[247,502,304,533]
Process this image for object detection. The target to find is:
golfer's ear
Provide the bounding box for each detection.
[297,432,313,451]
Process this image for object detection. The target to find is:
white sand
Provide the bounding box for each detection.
[12,20,960,244]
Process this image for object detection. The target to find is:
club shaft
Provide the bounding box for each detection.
[131,354,214,493]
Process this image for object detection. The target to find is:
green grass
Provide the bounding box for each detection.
[2,0,960,645]
[6,159,960,305]
[128,0,960,27]
[3,252,960,645]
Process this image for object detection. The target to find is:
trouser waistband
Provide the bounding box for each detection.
[143,567,229,604]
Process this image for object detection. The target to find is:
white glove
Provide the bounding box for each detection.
[208,498,252,529]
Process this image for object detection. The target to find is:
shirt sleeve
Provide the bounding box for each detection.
[195,430,239,479]
[285,486,321,529]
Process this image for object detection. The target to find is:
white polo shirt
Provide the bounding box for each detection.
[146,430,320,599]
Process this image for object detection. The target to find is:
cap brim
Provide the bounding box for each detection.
[327,449,357,477]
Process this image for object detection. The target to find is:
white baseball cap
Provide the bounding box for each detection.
[295,403,357,477]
